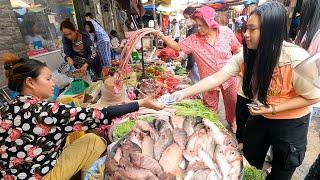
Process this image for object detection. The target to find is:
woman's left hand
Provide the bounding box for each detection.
[249,106,272,116]
[80,64,89,73]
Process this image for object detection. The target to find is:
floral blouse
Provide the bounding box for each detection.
[0,95,138,179]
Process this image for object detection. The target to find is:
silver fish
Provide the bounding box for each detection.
[154,128,173,160]
[173,128,188,149]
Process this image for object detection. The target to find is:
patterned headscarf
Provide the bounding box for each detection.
[191,6,219,29]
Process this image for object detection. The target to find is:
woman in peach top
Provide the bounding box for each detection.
[171,2,320,179]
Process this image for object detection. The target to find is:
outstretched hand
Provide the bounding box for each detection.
[138,96,165,111]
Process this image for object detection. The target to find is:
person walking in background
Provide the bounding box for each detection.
[85,13,112,67]
[171,19,181,42]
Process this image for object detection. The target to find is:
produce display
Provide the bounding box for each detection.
[57,28,246,180]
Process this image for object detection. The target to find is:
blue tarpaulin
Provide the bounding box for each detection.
[143,3,160,11]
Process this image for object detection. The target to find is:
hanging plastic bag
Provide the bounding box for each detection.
[52,70,73,89]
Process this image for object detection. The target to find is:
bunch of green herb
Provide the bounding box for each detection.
[174,65,187,75]
[243,167,265,180]
[113,116,156,141]
[175,100,223,129]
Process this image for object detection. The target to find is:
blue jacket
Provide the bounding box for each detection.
[62,31,102,75]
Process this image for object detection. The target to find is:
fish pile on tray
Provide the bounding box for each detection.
[105,114,242,180]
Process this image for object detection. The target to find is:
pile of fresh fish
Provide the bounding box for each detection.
[105,115,242,180]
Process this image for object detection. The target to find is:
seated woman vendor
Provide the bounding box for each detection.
[0,58,163,179]
[60,19,102,79]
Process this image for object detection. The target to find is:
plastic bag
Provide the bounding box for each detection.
[52,70,73,89]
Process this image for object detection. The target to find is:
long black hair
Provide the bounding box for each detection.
[242,1,289,105]
[295,0,320,50]
[84,21,95,33]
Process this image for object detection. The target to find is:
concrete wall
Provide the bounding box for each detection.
[0,0,27,88]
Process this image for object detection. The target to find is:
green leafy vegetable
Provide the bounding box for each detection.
[174,65,187,75]
[243,167,265,180]
[175,100,223,129]
[113,116,156,141]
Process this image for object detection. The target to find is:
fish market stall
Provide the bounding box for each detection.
[54,28,245,179]
[104,100,243,180]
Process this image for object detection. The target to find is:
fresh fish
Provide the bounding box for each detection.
[205,135,216,159]
[135,120,159,141]
[108,171,131,180]
[121,140,142,157]
[159,143,183,175]
[184,170,195,180]
[214,145,232,180]
[154,128,173,160]
[119,166,159,180]
[128,128,143,148]
[191,169,211,180]
[204,119,238,148]
[228,160,242,180]
[175,167,186,180]
[183,151,198,164]
[179,158,188,170]
[193,129,209,152]
[159,119,174,133]
[141,135,155,158]
[183,116,195,136]
[129,152,163,176]
[170,115,185,129]
[173,128,188,149]
[224,147,242,163]
[114,148,122,163]
[105,158,120,174]
[198,148,215,170]
[207,171,221,180]
[186,162,208,172]
[183,129,207,164]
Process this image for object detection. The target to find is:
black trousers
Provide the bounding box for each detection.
[243,113,310,180]
[235,94,252,143]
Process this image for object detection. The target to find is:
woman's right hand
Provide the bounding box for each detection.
[138,96,164,111]
[67,57,74,66]
[152,31,164,39]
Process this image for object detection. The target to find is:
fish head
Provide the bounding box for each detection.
[223,136,238,149]
[224,147,242,163]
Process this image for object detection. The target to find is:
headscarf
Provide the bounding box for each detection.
[191,6,219,29]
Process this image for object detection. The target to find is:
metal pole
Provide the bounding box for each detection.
[139,0,145,78]
[152,0,158,29]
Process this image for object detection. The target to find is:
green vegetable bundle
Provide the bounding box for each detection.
[174,65,187,75]
[175,100,223,129]
[113,116,156,141]
[243,167,265,180]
